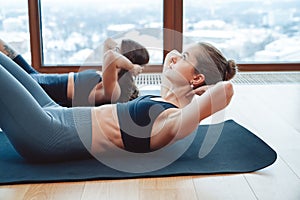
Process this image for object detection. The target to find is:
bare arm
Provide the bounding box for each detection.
[103,38,119,53]
[172,81,234,141]
[102,50,142,102]
[151,81,234,150]
[193,85,214,96]
[103,38,143,76]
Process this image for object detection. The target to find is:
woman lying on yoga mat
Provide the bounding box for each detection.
[0,38,148,106]
[0,42,236,162]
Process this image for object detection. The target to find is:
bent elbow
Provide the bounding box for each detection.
[225,81,234,104]
[103,50,115,62]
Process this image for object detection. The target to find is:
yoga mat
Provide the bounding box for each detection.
[0,120,277,185]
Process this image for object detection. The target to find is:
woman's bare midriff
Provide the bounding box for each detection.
[91,105,124,154]
[67,72,74,100]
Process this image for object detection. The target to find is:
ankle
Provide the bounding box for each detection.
[0,39,18,59]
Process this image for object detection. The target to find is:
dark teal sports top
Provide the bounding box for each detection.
[116,95,177,153]
[13,55,102,107]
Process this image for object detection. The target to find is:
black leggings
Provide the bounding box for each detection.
[0,52,92,162]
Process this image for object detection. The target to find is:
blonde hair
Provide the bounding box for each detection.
[194,42,237,85]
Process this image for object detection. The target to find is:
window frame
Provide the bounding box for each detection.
[28,0,300,73]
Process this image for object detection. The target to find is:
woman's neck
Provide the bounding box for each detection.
[161,84,194,108]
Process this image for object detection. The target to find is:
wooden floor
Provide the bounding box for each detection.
[0,82,299,200]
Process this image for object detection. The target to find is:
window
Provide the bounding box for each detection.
[0,0,31,63]
[184,0,300,64]
[40,0,163,66]
[5,0,300,71]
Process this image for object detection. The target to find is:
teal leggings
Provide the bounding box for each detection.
[0,52,92,162]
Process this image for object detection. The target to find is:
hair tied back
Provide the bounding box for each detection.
[225,59,237,81]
